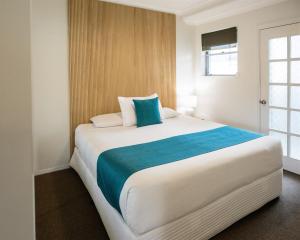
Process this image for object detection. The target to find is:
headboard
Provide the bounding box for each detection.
[69,0,176,150]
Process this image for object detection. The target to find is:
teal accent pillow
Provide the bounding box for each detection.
[133,97,162,127]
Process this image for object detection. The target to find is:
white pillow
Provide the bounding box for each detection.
[90,113,123,128]
[118,93,164,127]
[163,107,180,119]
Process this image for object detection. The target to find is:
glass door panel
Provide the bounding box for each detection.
[290,111,300,135]
[291,35,300,58]
[290,86,300,109]
[269,85,287,108]
[269,108,287,132]
[290,61,300,83]
[269,37,287,59]
[269,62,287,83]
[291,136,300,160]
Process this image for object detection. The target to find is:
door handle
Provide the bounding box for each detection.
[259,99,267,105]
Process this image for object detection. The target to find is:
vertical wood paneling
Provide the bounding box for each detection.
[69,0,176,150]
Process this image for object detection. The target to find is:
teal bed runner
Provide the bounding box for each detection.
[97,126,263,214]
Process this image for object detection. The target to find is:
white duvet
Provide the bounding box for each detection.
[75,116,282,235]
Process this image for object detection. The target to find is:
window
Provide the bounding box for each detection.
[205,44,238,75]
[202,27,238,76]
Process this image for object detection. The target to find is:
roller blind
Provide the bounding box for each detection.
[202,27,237,51]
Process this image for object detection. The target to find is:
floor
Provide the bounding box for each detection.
[35,169,300,240]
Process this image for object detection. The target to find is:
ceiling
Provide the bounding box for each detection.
[101,0,229,16]
[101,0,289,24]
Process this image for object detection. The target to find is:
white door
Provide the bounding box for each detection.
[260,23,300,174]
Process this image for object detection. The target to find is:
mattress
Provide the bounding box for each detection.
[70,149,282,240]
[75,116,282,235]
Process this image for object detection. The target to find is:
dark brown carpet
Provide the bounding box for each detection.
[35,169,300,240]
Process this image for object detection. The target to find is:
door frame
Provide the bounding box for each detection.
[259,21,300,175]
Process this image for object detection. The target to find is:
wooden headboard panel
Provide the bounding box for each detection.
[69,0,176,149]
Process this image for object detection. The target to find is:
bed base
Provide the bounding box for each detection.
[70,148,282,240]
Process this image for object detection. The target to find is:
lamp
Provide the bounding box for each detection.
[177,95,197,115]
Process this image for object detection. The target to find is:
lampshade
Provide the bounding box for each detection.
[177,95,197,108]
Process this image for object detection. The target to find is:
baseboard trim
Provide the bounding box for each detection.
[283,157,300,175]
[35,165,70,176]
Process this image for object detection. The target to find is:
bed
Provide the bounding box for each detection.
[70,115,282,240]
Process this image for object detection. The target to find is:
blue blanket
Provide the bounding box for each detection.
[97,126,262,214]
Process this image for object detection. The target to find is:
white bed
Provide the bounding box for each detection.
[70,115,283,240]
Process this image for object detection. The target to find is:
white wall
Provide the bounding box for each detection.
[31,0,70,174]
[0,0,35,239]
[195,0,300,131]
[176,16,196,112]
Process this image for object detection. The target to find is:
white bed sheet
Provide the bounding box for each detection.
[75,116,282,235]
